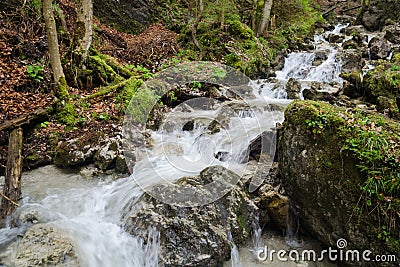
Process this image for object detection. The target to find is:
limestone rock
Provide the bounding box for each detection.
[123,166,256,266]
[256,184,288,229]
[15,224,80,267]
[285,78,301,99]
[369,37,392,60]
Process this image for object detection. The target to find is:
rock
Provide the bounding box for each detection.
[255,184,288,229]
[285,78,301,99]
[124,165,257,266]
[245,130,277,162]
[339,50,365,74]
[278,101,400,266]
[115,154,129,174]
[15,224,80,267]
[94,138,119,171]
[340,72,363,99]
[376,96,400,118]
[342,38,358,50]
[93,0,156,34]
[54,137,99,168]
[312,50,329,66]
[327,33,345,43]
[369,36,392,59]
[302,82,339,102]
[362,10,380,31]
[79,164,101,178]
[384,23,400,44]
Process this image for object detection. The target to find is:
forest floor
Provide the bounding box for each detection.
[0,0,180,174]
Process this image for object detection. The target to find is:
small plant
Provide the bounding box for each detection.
[27,64,44,83]
[390,65,399,71]
[190,81,202,89]
[305,113,328,135]
[40,121,49,128]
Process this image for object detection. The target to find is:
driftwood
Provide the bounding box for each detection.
[1,128,23,220]
[0,107,50,132]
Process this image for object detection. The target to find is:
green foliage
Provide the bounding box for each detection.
[26,64,44,83]
[305,113,328,136]
[40,121,50,128]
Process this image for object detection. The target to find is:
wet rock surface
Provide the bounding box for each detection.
[123,165,257,266]
[14,224,80,267]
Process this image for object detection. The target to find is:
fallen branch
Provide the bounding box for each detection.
[0,107,51,132]
[340,5,362,13]
[85,75,139,99]
[322,5,337,17]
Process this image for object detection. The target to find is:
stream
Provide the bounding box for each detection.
[1,24,349,266]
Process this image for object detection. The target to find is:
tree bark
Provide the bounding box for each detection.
[257,0,273,37]
[0,108,50,132]
[42,0,65,87]
[191,0,204,57]
[0,128,23,220]
[76,0,93,62]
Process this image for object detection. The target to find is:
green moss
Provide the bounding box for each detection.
[56,102,77,126]
[285,100,400,250]
[116,78,144,111]
[57,77,69,102]
[363,53,400,102]
[125,86,159,123]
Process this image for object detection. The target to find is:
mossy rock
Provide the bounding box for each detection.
[279,100,400,265]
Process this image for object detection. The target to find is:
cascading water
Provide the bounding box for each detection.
[1,23,348,267]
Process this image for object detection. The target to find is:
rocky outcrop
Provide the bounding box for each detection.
[14,224,80,267]
[384,23,400,44]
[360,0,400,31]
[123,165,257,266]
[54,132,129,174]
[369,37,392,60]
[278,101,400,266]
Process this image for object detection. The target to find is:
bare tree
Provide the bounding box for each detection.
[257,0,273,37]
[76,0,93,62]
[42,0,68,101]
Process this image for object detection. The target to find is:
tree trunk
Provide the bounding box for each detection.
[191,0,204,57]
[257,0,273,37]
[42,0,65,88]
[0,128,23,220]
[76,0,93,62]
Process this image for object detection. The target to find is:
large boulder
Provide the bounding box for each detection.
[14,224,80,267]
[123,165,257,266]
[278,101,400,266]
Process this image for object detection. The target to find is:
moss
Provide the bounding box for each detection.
[116,78,144,111]
[284,100,400,251]
[57,77,69,101]
[56,101,77,126]
[362,53,400,103]
[124,86,159,123]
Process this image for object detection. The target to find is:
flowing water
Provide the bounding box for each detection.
[1,24,348,267]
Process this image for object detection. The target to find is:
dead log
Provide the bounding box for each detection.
[0,107,50,132]
[1,127,23,220]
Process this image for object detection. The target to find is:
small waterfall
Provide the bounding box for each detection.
[228,232,242,267]
[285,203,303,248]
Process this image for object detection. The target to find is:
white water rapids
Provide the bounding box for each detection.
[0,24,348,267]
